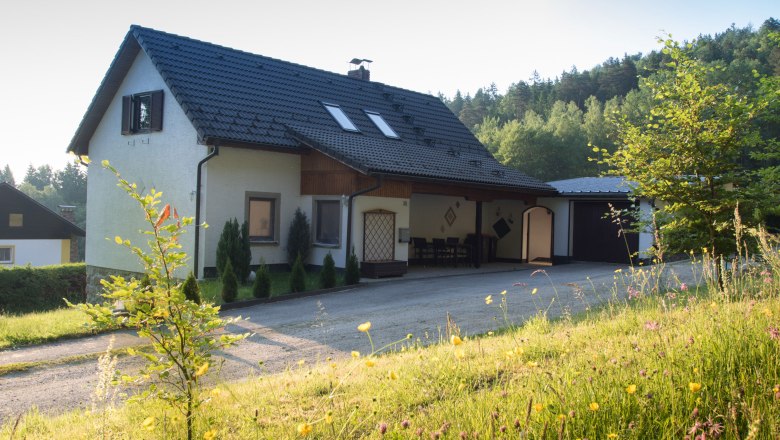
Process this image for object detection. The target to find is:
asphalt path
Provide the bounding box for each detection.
[0,261,696,423]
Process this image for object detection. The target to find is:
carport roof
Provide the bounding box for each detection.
[547,176,636,196]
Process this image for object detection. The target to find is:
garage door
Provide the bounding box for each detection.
[571,201,638,264]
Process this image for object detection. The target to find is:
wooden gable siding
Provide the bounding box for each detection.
[300,151,412,198]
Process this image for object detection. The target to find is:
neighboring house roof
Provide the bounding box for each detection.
[0,183,85,239]
[547,176,636,197]
[67,25,555,195]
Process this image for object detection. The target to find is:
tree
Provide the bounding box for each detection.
[215,218,251,282]
[71,161,246,440]
[603,37,766,262]
[344,249,361,285]
[23,164,53,190]
[319,252,336,289]
[221,259,238,303]
[182,271,202,305]
[252,259,271,298]
[289,254,306,293]
[286,208,311,267]
[0,165,15,185]
[54,162,87,205]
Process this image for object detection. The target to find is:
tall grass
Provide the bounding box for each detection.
[0,308,92,349]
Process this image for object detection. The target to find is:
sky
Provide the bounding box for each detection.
[0,0,776,180]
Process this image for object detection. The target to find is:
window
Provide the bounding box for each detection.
[364,111,399,139]
[246,193,280,243]
[9,213,22,227]
[0,246,12,264]
[122,90,164,134]
[323,103,359,132]
[315,200,341,246]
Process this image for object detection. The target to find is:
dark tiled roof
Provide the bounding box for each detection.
[0,183,85,238]
[68,25,554,194]
[547,176,635,196]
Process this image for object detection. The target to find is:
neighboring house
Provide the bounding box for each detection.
[66,25,559,291]
[539,177,655,264]
[0,182,85,267]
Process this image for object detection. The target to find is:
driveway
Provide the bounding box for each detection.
[0,261,695,422]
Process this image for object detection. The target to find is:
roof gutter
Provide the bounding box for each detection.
[345,175,383,261]
[194,145,219,278]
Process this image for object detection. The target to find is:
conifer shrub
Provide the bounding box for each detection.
[320,252,337,289]
[182,271,201,304]
[286,208,311,267]
[345,249,361,285]
[221,260,238,303]
[253,259,272,299]
[289,254,306,293]
[216,218,252,283]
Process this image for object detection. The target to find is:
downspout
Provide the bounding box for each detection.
[194,145,219,278]
[345,175,383,262]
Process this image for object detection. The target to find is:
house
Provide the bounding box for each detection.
[0,182,85,267]
[66,25,560,296]
[539,177,655,264]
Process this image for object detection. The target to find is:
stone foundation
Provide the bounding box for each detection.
[86,265,144,303]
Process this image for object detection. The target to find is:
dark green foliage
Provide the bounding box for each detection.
[216,218,252,282]
[252,261,271,299]
[182,271,201,304]
[289,254,306,293]
[286,208,311,267]
[344,250,360,285]
[0,164,15,185]
[221,260,238,303]
[0,264,86,314]
[319,253,336,289]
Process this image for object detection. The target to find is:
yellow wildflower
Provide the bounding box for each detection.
[204,429,218,440]
[588,402,599,411]
[488,331,494,336]
[607,434,618,439]
[387,371,399,380]
[351,351,360,359]
[325,413,333,424]
[500,290,507,295]
[626,384,637,394]
[485,295,493,305]
[531,288,538,295]
[689,382,702,393]
[297,423,313,436]
[450,335,463,346]
[533,403,544,413]
[114,236,123,244]
[297,359,305,367]
[557,414,566,421]
[357,321,372,332]
[194,363,209,377]
[365,358,376,368]
[142,416,156,431]
[526,361,538,368]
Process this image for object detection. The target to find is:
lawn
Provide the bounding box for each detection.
[3,256,779,439]
[0,308,94,350]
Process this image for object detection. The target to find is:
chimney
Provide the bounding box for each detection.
[59,205,80,263]
[348,58,372,81]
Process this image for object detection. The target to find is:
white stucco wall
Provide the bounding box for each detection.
[409,194,475,258]
[306,195,349,268]
[537,198,571,258]
[84,51,205,275]
[201,147,302,272]
[352,196,410,263]
[483,200,526,260]
[0,239,67,267]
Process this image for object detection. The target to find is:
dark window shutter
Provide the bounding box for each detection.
[121,95,132,135]
[150,90,164,132]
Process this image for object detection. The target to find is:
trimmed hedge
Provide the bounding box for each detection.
[0,264,87,314]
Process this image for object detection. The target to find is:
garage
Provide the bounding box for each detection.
[571,200,638,264]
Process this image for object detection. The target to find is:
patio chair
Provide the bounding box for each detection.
[432,238,455,266]
[411,237,434,264]
[447,236,471,266]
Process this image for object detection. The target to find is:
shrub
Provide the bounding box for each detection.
[216,218,252,283]
[345,249,361,285]
[0,263,86,314]
[253,260,271,299]
[320,253,337,289]
[182,271,201,304]
[286,208,311,267]
[289,254,306,293]
[221,260,238,303]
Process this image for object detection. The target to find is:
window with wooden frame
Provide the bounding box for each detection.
[0,246,13,264]
[246,193,280,243]
[314,199,341,246]
[121,90,164,134]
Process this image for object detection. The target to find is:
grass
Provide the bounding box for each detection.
[2,253,779,439]
[0,308,94,350]
[199,271,346,305]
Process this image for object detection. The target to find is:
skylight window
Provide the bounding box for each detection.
[364,111,400,139]
[323,103,359,132]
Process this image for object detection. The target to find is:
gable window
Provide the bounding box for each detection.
[315,200,341,246]
[364,111,399,139]
[9,213,22,227]
[0,246,12,264]
[122,90,164,134]
[246,193,281,243]
[323,103,359,132]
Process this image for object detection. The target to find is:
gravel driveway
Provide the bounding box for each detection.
[0,261,695,423]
